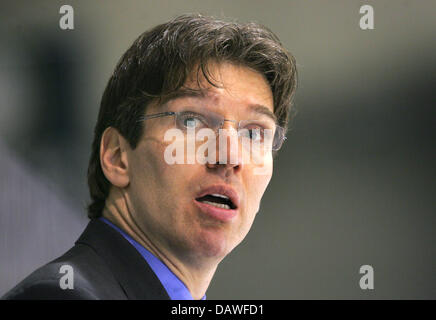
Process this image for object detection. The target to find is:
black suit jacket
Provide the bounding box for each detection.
[2,219,170,300]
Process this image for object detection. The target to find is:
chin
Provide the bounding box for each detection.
[192,227,236,260]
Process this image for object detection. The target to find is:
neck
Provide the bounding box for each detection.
[102,188,217,300]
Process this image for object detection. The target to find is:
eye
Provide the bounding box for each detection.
[177,112,207,130]
[240,126,265,142]
[184,117,200,128]
[248,128,264,142]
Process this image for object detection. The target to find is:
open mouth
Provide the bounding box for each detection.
[195,193,236,210]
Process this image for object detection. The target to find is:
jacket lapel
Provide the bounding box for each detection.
[75,219,170,300]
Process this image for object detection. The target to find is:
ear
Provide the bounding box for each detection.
[100,127,130,188]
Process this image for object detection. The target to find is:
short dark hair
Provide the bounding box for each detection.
[87,13,298,219]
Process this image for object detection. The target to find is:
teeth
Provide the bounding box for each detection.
[210,193,229,200]
[201,201,231,210]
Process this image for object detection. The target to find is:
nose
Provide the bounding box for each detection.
[206,120,243,173]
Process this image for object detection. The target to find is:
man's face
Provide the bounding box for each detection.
[125,62,274,263]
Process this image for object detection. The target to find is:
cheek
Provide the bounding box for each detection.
[131,138,178,181]
[228,171,272,251]
[238,164,273,235]
[127,142,171,212]
[247,163,273,211]
[128,140,198,216]
[130,145,160,187]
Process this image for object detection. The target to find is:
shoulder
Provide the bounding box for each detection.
[2,244,126,300]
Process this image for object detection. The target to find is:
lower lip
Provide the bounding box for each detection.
[194,199,238,222]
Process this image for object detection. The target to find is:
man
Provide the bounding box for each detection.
[3,14,297,300]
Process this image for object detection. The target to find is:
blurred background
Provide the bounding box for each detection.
[0,0,434,299]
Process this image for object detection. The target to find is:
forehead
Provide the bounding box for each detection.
[156,62,275,119]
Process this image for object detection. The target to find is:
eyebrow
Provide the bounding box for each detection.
[248,104,277,124]
[160,88,277,123]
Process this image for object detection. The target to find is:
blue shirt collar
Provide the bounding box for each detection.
[100,217,206,300]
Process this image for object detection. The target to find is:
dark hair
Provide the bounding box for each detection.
[87,13,298,219]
